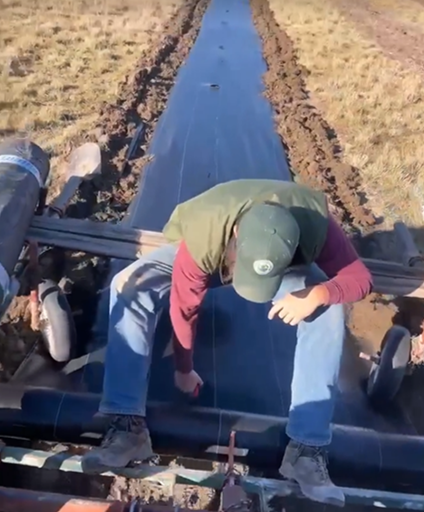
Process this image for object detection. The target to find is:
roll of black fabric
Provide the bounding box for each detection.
[0,139,50,303]
[0,384,424,491]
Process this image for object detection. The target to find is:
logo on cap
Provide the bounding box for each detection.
[253,259,274,276]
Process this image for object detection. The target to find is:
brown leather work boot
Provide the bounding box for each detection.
[82,414,154,472]
[279,440,345,507]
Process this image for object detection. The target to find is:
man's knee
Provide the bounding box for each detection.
[110,255,173,315]
[326,303,345,330]
[110,260,153,309]
[112,264,136,295]
[303,302,345,347]
[273,272,307,300]
[113,256,159,293]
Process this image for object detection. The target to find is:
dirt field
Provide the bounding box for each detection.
[5,0,420,389]
[0,0,215,507]
[266,0,424,231]
[0,0,209,379]
[0,0,182,194]
[367,0,424,28]
[253,0,424,354]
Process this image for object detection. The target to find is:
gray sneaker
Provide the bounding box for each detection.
[279,440,345,507]
[82,415,154,472]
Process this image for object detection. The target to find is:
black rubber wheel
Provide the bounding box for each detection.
[367,324,411,405]
[38,278,76,363]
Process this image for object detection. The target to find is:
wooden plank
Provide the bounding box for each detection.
[26,216,424,299]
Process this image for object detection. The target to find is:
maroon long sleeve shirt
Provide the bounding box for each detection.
[170,215,373,373]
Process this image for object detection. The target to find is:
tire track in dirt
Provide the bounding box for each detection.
[333,0,424,76]
[249,0,375,238]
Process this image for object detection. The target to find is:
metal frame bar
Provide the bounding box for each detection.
[2,445,424,510]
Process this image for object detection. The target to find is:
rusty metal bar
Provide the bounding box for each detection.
[0,486,214,512]
[3,445,424,509]
[0,486,125,512]
[131,505,210,512]
[28,240,40,331]
[221,431,251,512]
[228,430,235,474]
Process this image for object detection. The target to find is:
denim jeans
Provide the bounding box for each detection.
[98,243,344,446]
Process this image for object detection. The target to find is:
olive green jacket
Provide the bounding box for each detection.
[163,179,329,273]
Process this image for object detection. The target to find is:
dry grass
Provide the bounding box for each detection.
[0,0,180,174]
[269,0,424,229]
[368,0,424,30]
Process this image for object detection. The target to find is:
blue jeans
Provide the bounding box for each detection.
[98,244,344,446]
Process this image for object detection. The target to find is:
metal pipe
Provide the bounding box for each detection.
[3,383,424,492]
[0,382,423,488]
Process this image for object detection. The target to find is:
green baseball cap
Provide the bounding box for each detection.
[232,203,300,303]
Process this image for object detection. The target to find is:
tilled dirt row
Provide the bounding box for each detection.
[253,0,424,442]
[249,0,413,355]
[250,0,375,239]
[23,0,218,507]
[110,3,401,505]
[1,0,210,381]
[71,0,210,224]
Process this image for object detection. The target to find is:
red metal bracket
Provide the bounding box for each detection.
[220,431,251,512]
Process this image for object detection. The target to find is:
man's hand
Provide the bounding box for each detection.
[268,285,329,326]
[174,370,204,395]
